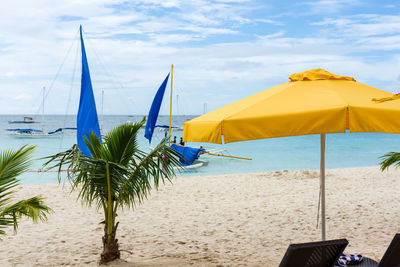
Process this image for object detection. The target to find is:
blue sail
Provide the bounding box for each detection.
[170,144,205,166]
[77,25,101,156]
[144,73,170,143]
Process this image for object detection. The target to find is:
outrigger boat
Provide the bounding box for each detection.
[144,66,251,169]
[144,65,208,169]
[7,127,76,137]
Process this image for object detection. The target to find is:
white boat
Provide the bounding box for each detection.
[7,127,76,138]
[173,159,208,171]
[7,128,44,137]
[8,116,37,124]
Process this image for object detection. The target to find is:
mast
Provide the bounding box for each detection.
[42,86,45,131]
[168,64,173,146]
[176,94,179,115]
[101,90,104,131]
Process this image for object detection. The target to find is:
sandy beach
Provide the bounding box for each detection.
[2,166,400,266]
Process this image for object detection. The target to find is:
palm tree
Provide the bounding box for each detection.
[44,119,182,263]
[380,152,400,170]
[0,145,51,236]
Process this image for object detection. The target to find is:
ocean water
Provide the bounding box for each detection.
[2,114,400,184]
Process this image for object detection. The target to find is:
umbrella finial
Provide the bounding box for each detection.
[289,69,356,82]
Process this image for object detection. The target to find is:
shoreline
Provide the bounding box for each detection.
[20,164,385,185]
[2,166,400,266]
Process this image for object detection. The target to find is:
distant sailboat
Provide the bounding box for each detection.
[7,88,44,135]
[8,26,99,141]
[7,87,76,137]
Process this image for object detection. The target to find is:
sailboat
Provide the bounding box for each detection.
[7,87,77,137]
[8,26,97,140]
[23,26,100,173]
[144,65,207,169]
[144,66,252,168]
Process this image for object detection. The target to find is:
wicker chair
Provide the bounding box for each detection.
[279,239,348,267]
[336,234,400,267]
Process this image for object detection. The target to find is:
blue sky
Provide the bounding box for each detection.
[1,0,400,115]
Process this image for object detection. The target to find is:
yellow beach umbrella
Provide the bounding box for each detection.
[183,68,400,240]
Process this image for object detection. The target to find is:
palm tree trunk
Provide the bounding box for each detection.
[100,162,120,264]
[100,221,120,263]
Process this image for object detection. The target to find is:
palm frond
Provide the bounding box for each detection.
[0,196,51,233]
[103,120,144,165]
[0,145,35,186]
[85,133,103,158]
[42,144,79,182]
[0,146,51,236]
[75,158,127,208]
[117,135,182,209]
[0,146,36,213]
[43,132,128,208]
[379,152,400,171]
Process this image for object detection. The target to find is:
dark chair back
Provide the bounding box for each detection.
[379,234,400,267]
[279,239,348,267]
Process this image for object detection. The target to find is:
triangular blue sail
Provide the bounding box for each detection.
[77,25,101,156]
[144,73,170,143]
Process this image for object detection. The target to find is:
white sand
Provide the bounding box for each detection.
[1,166,400,266]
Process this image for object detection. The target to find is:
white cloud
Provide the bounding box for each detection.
[313,15,400,37]
[303,0,361,14]
[12,94,33,101]
[3,72,15,77]
[384,4,398,8]
[0,1,399,115]
[254,18,284,26]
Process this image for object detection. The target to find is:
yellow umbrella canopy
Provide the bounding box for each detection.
[183,68,400,144]
[183,68,400,240]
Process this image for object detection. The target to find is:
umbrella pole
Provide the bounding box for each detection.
[320,133,326,240]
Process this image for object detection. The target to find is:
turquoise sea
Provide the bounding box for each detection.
[2,114,400,184]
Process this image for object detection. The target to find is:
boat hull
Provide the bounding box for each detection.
[8,121,37,124]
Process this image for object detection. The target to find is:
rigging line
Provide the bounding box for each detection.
[46,29,80,98]
[85,34,126,90]
[59,37,80,151]
[34,28,80,117]
[173,85,180,116]
[28,88,45,117]
[174,87,187,116]
[85,35,136,115]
